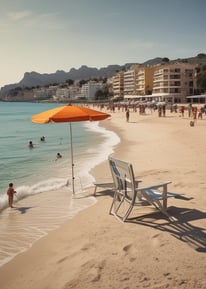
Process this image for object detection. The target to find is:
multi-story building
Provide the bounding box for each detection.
[56,87,70,100]
[152,62,197,103]
[121,65,155,100]
[68,85,80,99]
[33,86,56,100]
[123,68,136,97]
[80,81,102,99]
[112,71,124,98]
[111,62,197,103]
[135,66,155,96]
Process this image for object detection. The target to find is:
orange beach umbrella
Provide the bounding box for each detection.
[32,104,111,195]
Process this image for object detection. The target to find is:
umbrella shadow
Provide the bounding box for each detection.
[14,206,34,214]
[73,189,114,199]
[94,189,114,198]
[129,206,206,253]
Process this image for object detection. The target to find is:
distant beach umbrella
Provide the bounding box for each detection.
[31,104,111,195]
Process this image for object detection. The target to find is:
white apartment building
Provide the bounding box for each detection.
[112,71,124,98]
[124,69,136,97]
[152,62,197,103]
[56,87,70,99]
[80,81,102,99]
[68,85,81,99]
[33,86,56,100]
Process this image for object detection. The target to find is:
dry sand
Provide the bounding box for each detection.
[0,107,206,289]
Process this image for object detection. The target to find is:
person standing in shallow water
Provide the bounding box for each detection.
[7,183,17,208]
[55,152,62,161]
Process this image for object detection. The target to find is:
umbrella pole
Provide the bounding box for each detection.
[69,122,75,195]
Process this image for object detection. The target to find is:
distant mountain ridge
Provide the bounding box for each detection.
[1,54,205,97]
[0,58,164,97]
[0,64,129,96]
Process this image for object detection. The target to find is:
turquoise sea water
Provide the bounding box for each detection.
[0,102,119,266]
[0,102,119,208]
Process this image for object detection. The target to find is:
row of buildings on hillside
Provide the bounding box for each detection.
[35,61,197,103]
[1,81,104,102]
[112,62,197,103]
[2,62,201,103]
[33,81,103,101]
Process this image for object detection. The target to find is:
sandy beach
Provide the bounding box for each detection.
[0,106,206,289]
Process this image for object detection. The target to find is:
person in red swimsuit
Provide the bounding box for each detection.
[7,183,17,208]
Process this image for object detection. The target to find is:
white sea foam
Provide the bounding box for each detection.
[0,178,68,211]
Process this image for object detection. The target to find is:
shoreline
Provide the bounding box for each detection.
[0,108,206,289]
[0,115,119,266]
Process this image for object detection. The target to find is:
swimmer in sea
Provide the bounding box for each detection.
[28,141,34,148]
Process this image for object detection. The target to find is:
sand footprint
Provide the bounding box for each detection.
[63,259,106,289]
[81,259,106,282]
[122,243,137,262]
[81,242,95,251]
[122,243,133,254]
[56,242,95,264]
[57,255,69,264]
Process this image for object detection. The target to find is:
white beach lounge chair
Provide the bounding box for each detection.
[108,156,176,222]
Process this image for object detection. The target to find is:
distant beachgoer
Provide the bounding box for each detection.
[158,105,162,117]
[55,152,62,161]
[162,104,166,117]
[40,136,45,142]
[7,183,17,208]
[126,109,130,122]
[180,106,185,117]
[28,141,34,148]
[173,104,178,113]
[192,107,198,120]
[188,103,192,118]
[198,107,203,119]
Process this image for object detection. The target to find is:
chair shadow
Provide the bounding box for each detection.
[14,206,33,214]
[94,189,114,198]
[129,206,206,253]
[173,194,194,201]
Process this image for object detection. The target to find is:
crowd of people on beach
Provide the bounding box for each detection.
[94,101,206,123]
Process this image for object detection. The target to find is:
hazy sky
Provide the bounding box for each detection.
[0,0,205,88]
